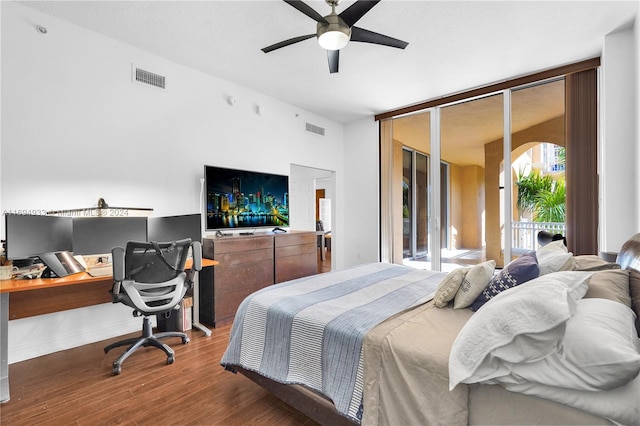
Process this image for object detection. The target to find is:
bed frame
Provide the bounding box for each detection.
[233,233,640,425]
[235,366,356,425]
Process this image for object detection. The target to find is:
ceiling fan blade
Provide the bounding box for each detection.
[262,34,316,53]
[284,0,328,23]
[339,0,381,27]
[350,26,409,49]
[327,49,339,74]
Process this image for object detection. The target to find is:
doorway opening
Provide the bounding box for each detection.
[289,164,335,272]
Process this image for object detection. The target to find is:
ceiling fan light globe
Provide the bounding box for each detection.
[318,30,350,50]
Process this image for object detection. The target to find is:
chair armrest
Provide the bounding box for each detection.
[191,241,202,272]
[111,246,125,282]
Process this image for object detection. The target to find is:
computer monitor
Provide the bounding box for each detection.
[147,213,202,243]
[72,217,148,255]
[5,214,73,259]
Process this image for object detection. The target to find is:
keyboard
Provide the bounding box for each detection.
[86,264,113,277]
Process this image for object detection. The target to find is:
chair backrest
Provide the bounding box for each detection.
[111,238,194,314]
[124,239,191,284]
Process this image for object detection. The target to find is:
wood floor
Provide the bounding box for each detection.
[1,323,321,425]
[1,249,331,425]
[318,246,332,273]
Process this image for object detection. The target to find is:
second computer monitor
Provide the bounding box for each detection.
[72,217,148,255]
[147,213,202,243]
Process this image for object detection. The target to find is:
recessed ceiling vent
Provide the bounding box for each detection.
[134,67,166,90]
[305,122,325,136]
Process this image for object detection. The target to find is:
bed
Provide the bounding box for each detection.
[221,233,640,425]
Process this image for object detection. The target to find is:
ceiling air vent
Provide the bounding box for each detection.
[305,122,325,136]
[134,67,166,90]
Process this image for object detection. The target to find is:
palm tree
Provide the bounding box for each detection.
[515,169,552,217]
[533,179,566,222]
[515,169,565,223]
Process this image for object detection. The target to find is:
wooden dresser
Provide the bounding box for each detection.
[274,231,317,283]
[201,230,317,327]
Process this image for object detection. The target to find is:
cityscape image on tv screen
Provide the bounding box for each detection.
[205,165,289,230]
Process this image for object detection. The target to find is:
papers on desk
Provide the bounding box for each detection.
[76,254,113,277]
[86,264,113,277]
[13,263,47,279]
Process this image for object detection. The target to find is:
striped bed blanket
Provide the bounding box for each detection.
[220,262,444,422]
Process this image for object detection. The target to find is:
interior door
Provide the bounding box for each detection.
[289,172,316,231]
[290,164,335,233]
[315,189,325,223]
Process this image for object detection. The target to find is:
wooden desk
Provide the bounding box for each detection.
[2,273,114,320]
[0,258,217,403]
[1,259,216,319]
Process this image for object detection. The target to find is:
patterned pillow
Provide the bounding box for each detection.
[434,267,470,308]
[453,260,496,309]
[470,254,539,311]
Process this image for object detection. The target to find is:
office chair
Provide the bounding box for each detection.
[104,238,202,375]
[316,220,331,260]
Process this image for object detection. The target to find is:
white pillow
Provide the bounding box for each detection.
[453,260,495,309]
[537,240,574,275]
[538,270,592,300]
[501,372,640,426]
[449,271,592,389]
[494,298,640,391]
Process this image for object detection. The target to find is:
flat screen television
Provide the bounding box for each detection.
[204,165,289,231]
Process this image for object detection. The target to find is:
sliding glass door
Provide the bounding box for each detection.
[402,148,430,260]
[510,79,566,256]
[393,112,431,263]
[440,93,504,269]
[383,79,571,271]
[380,61,598,269]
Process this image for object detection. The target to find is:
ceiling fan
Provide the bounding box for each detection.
[262,0,409,73]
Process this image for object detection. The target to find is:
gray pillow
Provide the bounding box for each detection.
[583,269,631,308]
[630,269,640,337]
[573,255,621,271]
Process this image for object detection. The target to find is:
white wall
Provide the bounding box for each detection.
[601,22,640,252]
[637,17,640,234]
[1,2,345,362]
[342,117,380,267]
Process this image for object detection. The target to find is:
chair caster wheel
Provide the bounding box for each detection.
[167,356,174,365]
[182,337,190,344]
[112,364,121,375]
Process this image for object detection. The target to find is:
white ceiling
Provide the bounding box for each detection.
[393,78,565,167]
[19,0,639,124]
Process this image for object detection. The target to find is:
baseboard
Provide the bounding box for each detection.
[7,303,145,364]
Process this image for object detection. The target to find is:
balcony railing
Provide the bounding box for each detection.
[548,163,565,172]
[512,221,566,251]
